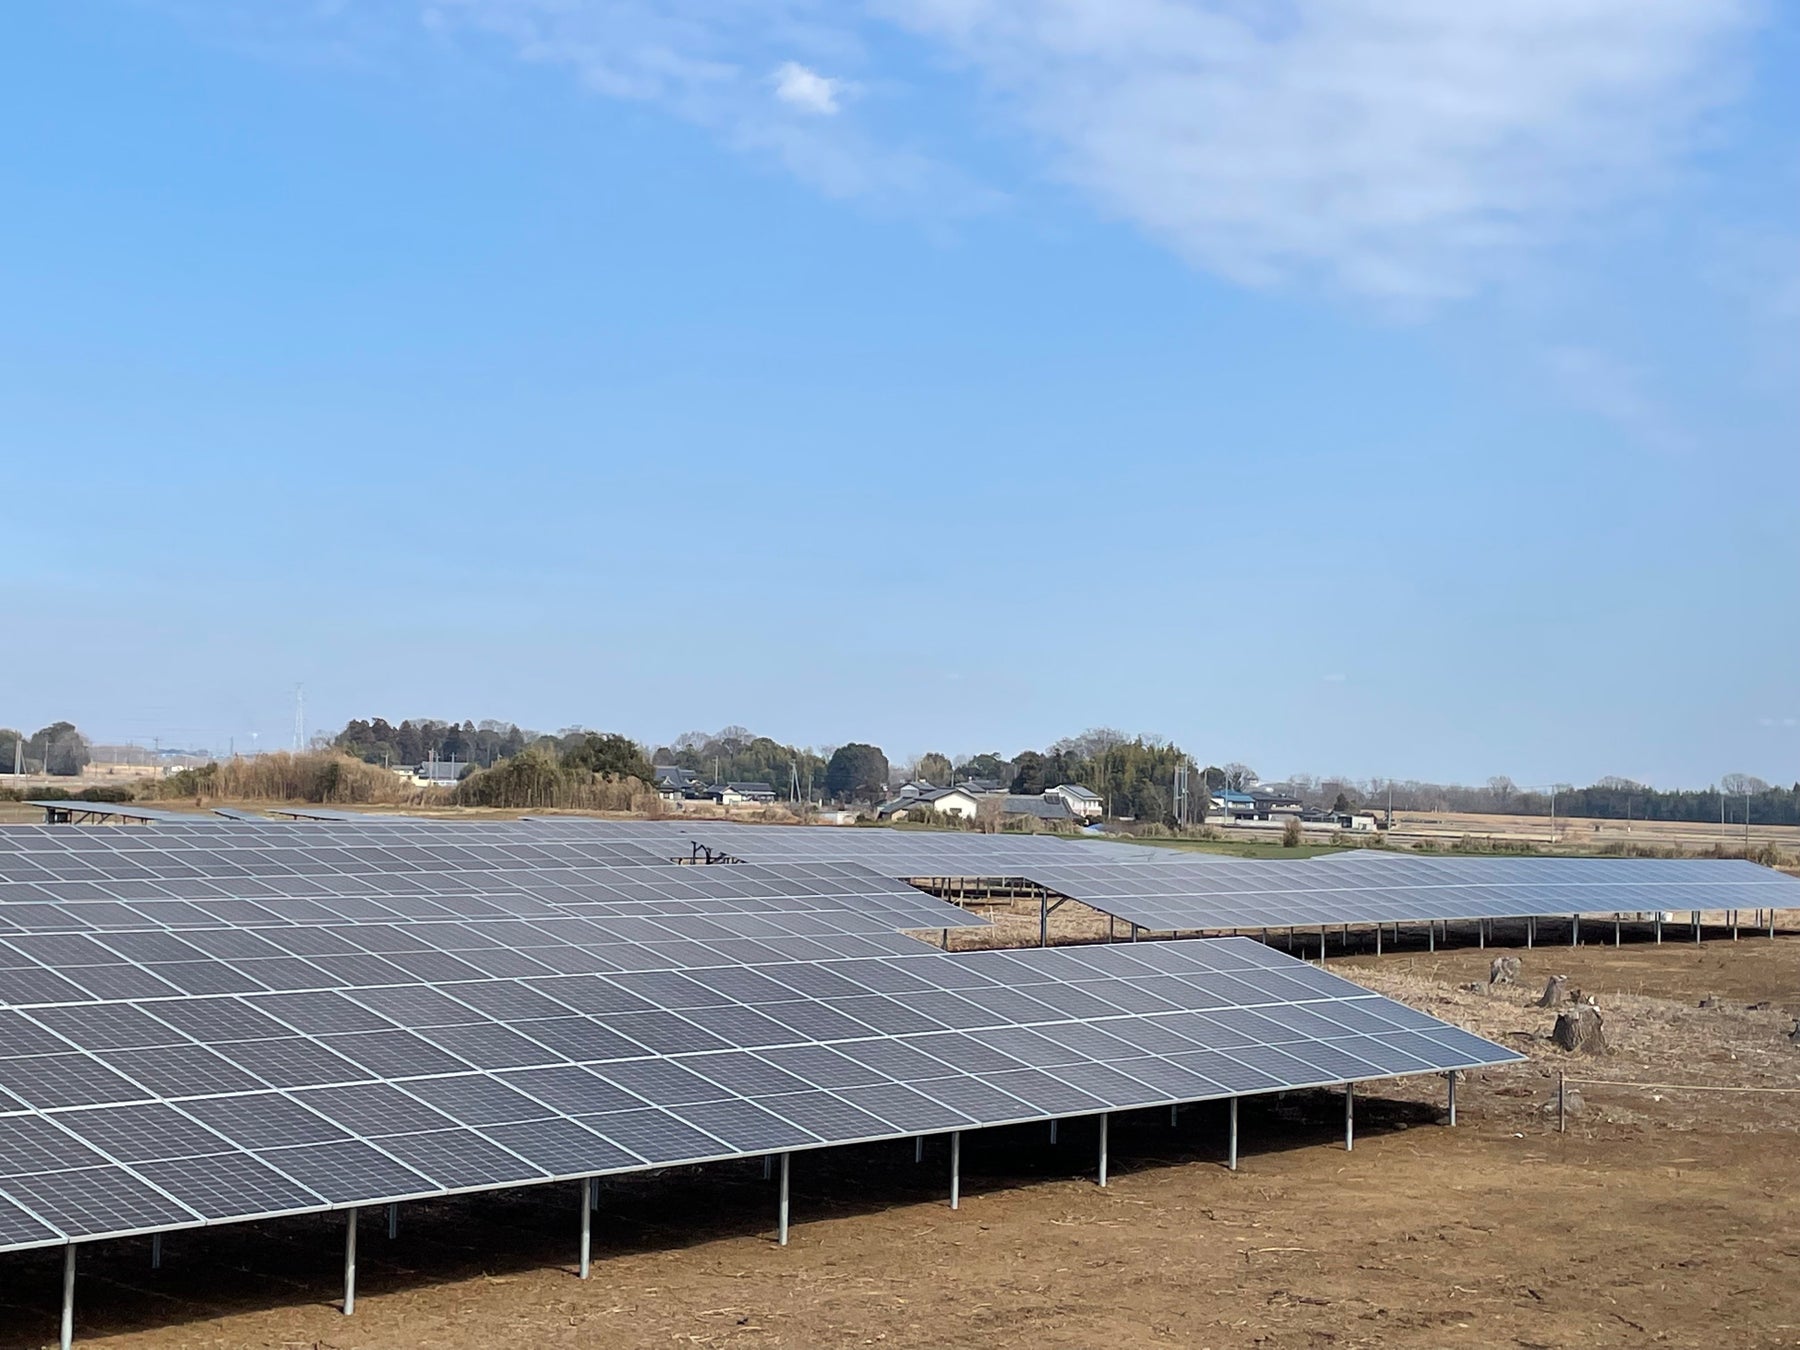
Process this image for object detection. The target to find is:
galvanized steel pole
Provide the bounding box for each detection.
[59,1244,74,1350]
[777,1153,791,1245]
[343,1209,358,1316]
[579,1179,592,1279]
[950,1131,961,1210]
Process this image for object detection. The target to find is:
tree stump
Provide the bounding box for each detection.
[1489,956,1521,989]
[1536,974,1570,1008]
[1553,1004,1608,1054]
[1788,1020,1800,1047]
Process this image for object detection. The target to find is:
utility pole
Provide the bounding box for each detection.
[294,684,305,753]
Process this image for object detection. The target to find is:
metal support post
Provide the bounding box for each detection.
[1571,914,1579,946]
[1446,1071,1457,1126]
[1049,1119,1058,1144]
[1655,913,1662,943]
[1039,893,1048,948]
[1528,915,1535,948]
[1732,910,1739,941]
[777,1152,791,1245]
[1614,916,1621,947]
[343,1209,358,1316]
[762,1154,772,1180]
[60,1244,75,1350]
[1097,1113,1109,1187]
[1770,909,1777,939]
[1169,1104,1178,1127]
[1557,1072,1567,1133]
[151,1234,161,1270]
[1428,922,1435,954]
[949,1132,961,1210]
[1319,925,1326,965]
[1693,910,1701,944]
[1344,1083,1355,1152]
[914,1136,923,1163]
[579,1179,592,1279]
[1374,924,1381,956]
[387,1203,397,1240]
[1227,1098,1238,1171]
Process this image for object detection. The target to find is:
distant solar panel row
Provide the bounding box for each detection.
[1012,855,1800,934]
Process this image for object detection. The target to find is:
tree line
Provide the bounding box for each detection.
[0,722,92,776]
[1279,773,1800,828]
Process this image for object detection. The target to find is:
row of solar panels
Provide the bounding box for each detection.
[0,818,1521,1251]
[14,811,1796,939]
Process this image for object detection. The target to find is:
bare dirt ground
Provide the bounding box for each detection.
[3,933,1797,1350]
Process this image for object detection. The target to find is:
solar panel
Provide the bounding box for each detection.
[0,820,1535,1259]
[0,920,1517,1252]
[1013,855,1800,934]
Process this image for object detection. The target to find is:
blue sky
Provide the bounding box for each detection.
[3,1,1796,788]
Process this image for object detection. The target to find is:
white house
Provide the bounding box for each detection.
[876,786,982,821]
[1043,783,1103,820]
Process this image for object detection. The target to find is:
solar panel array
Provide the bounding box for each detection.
[0,821,1520,1253]
[1010,854,1800,933]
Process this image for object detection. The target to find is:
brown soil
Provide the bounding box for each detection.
[4,940,1798,1350]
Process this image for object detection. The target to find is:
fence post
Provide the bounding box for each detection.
[1557,1072,1567,1134]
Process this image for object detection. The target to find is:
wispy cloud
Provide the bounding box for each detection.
[168,1,1762,302]
[878,0,1760,303]
[1545,345,1694,456]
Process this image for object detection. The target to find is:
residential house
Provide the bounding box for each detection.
[653,766,702,803]
[1043,782,1103,820]
[1209,789,1259,821]
[876,786,982,821]
[1001,794,1075,825]
[726,782,778,805]
[1251,791,1303,818]
[411,760,468,788]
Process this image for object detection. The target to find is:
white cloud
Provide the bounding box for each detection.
[171,1,1763,302]
[773,60,841,114]
[1322,673,1348,683]
[877,0,1760,302]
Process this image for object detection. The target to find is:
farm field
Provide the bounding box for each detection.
[2,939,1794,1350]
[1383,808,1800,855]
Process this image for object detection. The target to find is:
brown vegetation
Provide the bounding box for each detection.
[134,752,448,805]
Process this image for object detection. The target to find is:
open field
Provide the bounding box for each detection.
[1383,808,1800,856]
[1,938,1795,1350]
